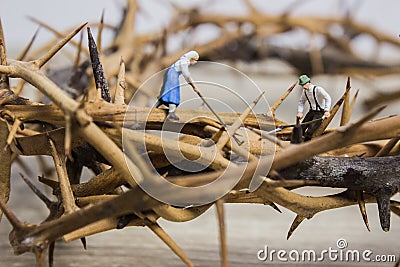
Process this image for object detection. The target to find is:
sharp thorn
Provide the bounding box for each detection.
[35,22,87,68]
[48,241,55,267]
[287,215,306,240]
[355,190,370,231]
[19,173,53,208]
[17,26,40,61]
[80,237,87,250]
[268,202,282,213]
[87,27,111,102]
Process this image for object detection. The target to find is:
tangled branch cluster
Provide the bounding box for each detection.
[0,1,399,266]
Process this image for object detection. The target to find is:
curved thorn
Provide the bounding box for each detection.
[355,190,370,231]
[114,57,126,105]
[35,22,87,68]
[38,175,59,190]
[17,26,40,61]
[287,215,306,240]
[97,9,105,54]
[80,237,87,250]
[145,220,194,267]
[268,202,282,213]
[269,82,297,116]
[340,77,351,126]
[375,137,400,157]
[19,173,53,208]
[73,30,84,70]
[0,18,10,90]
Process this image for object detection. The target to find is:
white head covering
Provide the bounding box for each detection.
[183,50,199,60]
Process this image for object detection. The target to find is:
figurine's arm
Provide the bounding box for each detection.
[319,87,331,111]
[297,92,306,113]
[181,62,199,93]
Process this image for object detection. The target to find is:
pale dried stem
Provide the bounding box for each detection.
[17,27,40,61]
[19,173,53,208]
[0,18,10,90]
[269,82,297,116]
[113,0,137,47]
[63,216,145,242]
[34,22,87,68]
[48,138,77,214]
[73,30,84,69]
[215,199,227,267]
[29,17,88,56]
[375,137,400,157]
[0,118,11,221]
[5,118,22,150]
[136,211,194,267]
[349,89,359,113]
[64,113,72,158]
[97,10,105,54]
[114,57,126,105]
[340,77,351,126]
[13,80,26,95]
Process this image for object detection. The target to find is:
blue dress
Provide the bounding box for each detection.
[158,64,181,105]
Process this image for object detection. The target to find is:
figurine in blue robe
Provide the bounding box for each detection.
[155,51,199,121]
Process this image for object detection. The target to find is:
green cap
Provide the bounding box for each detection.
[299,75,311,86]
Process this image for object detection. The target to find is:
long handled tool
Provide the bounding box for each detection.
[266,116,325,134]
[193,88,243,145]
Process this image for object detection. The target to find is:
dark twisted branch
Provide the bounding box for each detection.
[279,156,400,231]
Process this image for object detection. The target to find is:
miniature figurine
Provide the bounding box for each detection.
[155,50,200,121]
[296,74,331,141]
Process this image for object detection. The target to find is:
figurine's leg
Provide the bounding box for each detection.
[304,112,323,141]
[301,111,313,139]
[167,104,179,121]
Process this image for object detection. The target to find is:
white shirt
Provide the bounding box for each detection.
[297,84,331,113]
[173,57,193,83]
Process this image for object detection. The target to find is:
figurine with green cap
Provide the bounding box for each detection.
[155,50,200,121]
[296,74,331,141]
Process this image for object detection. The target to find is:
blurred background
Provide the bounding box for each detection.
[1,0,400,266]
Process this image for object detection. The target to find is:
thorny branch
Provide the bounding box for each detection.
[0,1,399,266]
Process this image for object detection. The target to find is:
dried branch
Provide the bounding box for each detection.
[0,118,11,221]
[35,22,87,68]
[87,27,111,102]
[1,2,400,266]
[17,27,40,61]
